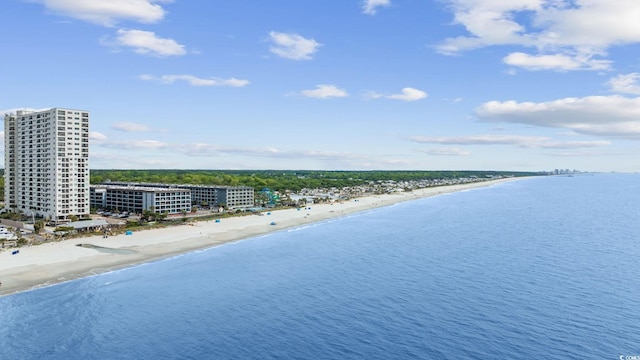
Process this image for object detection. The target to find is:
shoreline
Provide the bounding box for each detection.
[0,177,527,297]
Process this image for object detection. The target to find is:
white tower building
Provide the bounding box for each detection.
[4,108,89,222]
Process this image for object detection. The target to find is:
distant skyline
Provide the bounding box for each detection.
[2,0,640,172]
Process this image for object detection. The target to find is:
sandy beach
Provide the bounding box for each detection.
[0,178,523,296]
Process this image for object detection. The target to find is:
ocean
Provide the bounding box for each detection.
[1,174,639,359]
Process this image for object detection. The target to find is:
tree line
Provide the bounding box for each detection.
[0,168,542,197]
[90,169,543,193]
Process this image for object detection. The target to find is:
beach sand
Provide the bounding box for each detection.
[0,178,522,296]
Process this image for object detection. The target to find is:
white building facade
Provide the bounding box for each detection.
[4,108,89,221]
[102,182,255,209]
[90,185,192,215]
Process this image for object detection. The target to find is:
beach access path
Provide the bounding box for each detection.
[0,177,523,296]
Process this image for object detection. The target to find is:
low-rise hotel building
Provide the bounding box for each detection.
[90,185,192,215]
[101,182,254,209]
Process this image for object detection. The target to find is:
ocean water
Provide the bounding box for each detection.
[1,174,639,360]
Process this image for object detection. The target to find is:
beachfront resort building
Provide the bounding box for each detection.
[90,185,192,215]
[4,108,90,222]
[101,182,254,210]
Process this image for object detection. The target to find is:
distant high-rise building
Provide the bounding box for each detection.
[4,108,89,222]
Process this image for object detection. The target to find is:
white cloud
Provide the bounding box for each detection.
[363,91,384,100]
[363,0,391,15]
[476,95,640,139]
[411,134,545,145]
[88,136,421,169]
[423,147,471,156]
[534,1,640,48]
[36,0,169,26]
[269,31,322,60]
[301,84,349,99]
[365,87,428,101]
[608,73,640,95]
[111,122,168,133]
[409,134,610,149]
[128,140,169,149]
[108,29,186,57]
[89,131,108,141]
[535,140,612,149]
[90,132,169,149]
[91,135,367,162]
[179,144,366,161]
[99,139,170,149]
[503,52,611,71]
[140,74,250,87]
[436,0,539,55]
[387,87,428,101]
[437,0,640,71]
[549,150,610,157]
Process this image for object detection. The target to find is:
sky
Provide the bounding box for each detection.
[2,0,640,172]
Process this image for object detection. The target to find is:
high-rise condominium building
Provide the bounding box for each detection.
[4,108,89,222]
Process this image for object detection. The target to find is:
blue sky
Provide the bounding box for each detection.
[2,0,640,172]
